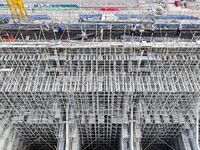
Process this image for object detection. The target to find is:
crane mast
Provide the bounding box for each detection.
[6,0,28,19]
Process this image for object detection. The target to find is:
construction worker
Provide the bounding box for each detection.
[184,1,187,8]
[79,18,84,22]
[10,35,15,42]
[42,21,49,32]
[176,24,182,35]
[82,30,88,41]
[13,20,17,25]
[100,27,104,40]
[58,25,64,33]
[41,53,45,59]
[131,23,136,36]
[139,25,144,36]
[0,18,9,24]
[151,24,155,34]
[1,34,7,42]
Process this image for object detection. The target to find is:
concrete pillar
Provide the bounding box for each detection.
[129,103,141,150]
[58,124,65,150]
[0,126,12,150]
[180,131,192,150]
[6,132,17,150]
[187,127,198,150]
[71,126,80,150]
[134,124,141,150]
[0,122,6,139]
[65,103,70,150]
[174,139,180,150]
[11,137,20,150]
[121,125,128,150]
[16,139,24,150]
[178,134,186,150]
[0,126,4,138]
[130,104,134,150]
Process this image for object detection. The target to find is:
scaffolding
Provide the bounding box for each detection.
[0,39,199,149]
[0,1,199,149]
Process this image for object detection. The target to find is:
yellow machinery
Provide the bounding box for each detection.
[6,0,28,19]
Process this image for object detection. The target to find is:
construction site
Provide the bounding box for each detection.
[0,0,200,150]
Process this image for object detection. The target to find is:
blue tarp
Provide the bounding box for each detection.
[115,14,139,20]
[64,23,200,29]
[146,14,199,20]
[33,4,79,8]
[79,14,102,20]
[0,14,51,20]
[80,13,199,21]
[0,3,79,8]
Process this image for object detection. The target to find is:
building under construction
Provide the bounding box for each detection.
[0,0,200,150]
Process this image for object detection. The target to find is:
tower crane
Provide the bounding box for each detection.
[6,0,28,19]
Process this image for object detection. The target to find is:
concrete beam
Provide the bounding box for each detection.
[0,41,200,49]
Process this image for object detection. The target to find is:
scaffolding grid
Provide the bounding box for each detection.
[0,40,199,149]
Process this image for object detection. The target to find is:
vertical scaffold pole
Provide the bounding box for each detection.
[130,103,134,150]
[197,108,200,150]
[65,103,69,150]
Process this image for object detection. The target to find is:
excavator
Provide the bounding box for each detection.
[6,0,28,19]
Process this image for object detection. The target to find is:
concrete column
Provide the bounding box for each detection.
[11,137,20,150]
[0,126,12,150]
[58,124,65,150]
[65,103,70,150]
[16,139,24,150]
[71,126,80,150]
[130,104,134,150]
[121,125,128,150]
[180,131,192,150]
[174,139,180,150]
[120,129,124,150]
[6,132,17,150]
[178,134,186,150]
[187,127,198,150]
[0,122,6,139]
[196,109,200,150]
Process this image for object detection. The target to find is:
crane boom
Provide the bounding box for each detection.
[6,0,28,19]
